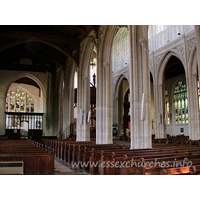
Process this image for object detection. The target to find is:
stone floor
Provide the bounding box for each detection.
[54,158,89,175]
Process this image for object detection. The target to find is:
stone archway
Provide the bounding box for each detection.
[3,73,46,139]
[113,76,130,138]
[155,53,187,138]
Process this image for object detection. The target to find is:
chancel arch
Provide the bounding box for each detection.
[3,74,45,139]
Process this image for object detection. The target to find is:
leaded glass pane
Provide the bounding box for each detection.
[5,87,34,113]
[173,81,188,124]
[165,90,170,125]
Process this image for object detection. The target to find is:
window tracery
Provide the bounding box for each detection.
[174,81,188,124]
[6,88,34,113]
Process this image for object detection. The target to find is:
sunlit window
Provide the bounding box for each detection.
[165,90,170,125]
[5,88,34,113]
[174,81,188,124]
[90,52,97,87]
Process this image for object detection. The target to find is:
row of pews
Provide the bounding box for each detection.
[152,135,200,146]
[0,139,54,175]
[34,138,200,175]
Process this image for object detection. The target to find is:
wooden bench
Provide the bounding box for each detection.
[94,149,180,175]
[120,153,200,175]
[0,139,54,175]
[160,167,190,175]
[35,138,200,175]
[190,165,200,175]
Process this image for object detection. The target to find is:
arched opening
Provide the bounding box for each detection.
[73,48,97,140]
[163,55,188,136]
[114,78,130,140]
[89,50,97,139]
[73,69,78,138]
[111,27,130,141]
[5,77,44,139]
[150,72,155,139]
[122,87,130,138]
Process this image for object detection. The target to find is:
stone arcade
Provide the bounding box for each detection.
[1,25,200,176]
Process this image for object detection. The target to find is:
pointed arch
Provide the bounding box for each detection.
[157,51,186,86]
[4,73,46,100]
[114,74,130,99]
[188,46,197,75]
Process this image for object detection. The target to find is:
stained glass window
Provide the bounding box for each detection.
[5,88,34,113]
[173,81,188,124]
[165,90,170,125]
[63,80,65,89]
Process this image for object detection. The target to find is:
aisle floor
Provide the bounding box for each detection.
[54,158,89,175]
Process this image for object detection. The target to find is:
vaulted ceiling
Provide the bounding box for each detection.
[0,25,99,74]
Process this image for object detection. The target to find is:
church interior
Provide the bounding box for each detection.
[1,0,200,197]
[0,23,199,200]
[1,25,200,175]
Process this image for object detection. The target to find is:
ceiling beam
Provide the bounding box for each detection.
[0,31,79,44]
[0,63,55,73]
[0,51,66,64]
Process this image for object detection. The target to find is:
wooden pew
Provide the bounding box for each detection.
[120,153,200,175]
[0,139,54,175]
[38,138,200,175]
[190,165,200,175]
[160,167,190,175]
[95,150,175,175]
